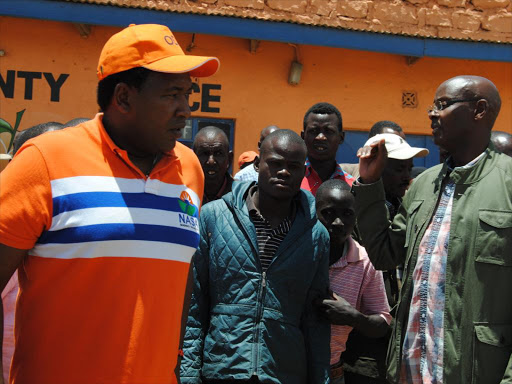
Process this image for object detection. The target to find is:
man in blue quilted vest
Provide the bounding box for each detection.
[181,129,331,384]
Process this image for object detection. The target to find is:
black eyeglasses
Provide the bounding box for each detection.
[427,98,484,113]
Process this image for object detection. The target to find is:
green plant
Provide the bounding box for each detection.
[0,109,26,155]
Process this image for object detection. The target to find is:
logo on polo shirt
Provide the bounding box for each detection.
[178,191,198,230]
[178,191,197,216]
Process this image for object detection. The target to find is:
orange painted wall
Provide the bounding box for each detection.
[1,16,511,171]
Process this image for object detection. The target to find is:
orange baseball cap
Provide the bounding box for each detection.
[238,151,258,167]
[97,24,220,80]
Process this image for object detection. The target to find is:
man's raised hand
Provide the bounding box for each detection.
[357,139,388,184]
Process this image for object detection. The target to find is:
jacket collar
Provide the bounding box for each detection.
[225,181,318,226]
[203,173,234,204]
[245,184,298,222]
[435,142,498,189]
[223,182,319,263]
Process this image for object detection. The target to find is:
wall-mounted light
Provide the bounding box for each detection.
[73,23,91,38]
[288,61,303,86]
[249,39,260,54]
[187,34,196,52]
[288,44,302,86]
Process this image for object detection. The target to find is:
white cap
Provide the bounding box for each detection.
[364,133,429,160]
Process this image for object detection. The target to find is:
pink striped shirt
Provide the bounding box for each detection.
[329,237,391,365]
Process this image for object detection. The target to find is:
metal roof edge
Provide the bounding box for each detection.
[65,1,512,46]
[1,0,511,62]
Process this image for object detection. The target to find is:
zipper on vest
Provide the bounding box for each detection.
[257,272,267,319]
[252,271,267,377]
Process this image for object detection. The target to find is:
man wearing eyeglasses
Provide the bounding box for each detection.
[352,75,512,384]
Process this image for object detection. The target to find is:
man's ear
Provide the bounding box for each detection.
[339,131,345,145]
[112,83,134,114]
[300,131,305,140]
[474,99,488,121]
[254,155,260,171]
[228,150,234,167]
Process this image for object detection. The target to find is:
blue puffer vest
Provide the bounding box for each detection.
[181,181,331,384]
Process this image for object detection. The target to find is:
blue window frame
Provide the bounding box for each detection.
[179,117,236,173]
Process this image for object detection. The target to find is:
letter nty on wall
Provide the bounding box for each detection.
[0,70,69,102]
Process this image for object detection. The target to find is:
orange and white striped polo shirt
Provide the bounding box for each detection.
[0,114,203,384]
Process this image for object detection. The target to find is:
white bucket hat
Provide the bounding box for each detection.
[364,133,429,160]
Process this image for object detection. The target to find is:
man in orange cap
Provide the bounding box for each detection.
[0,24,219,384]
[238,151,258,170]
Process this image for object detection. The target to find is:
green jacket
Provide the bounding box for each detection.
[353,144,512,384]
[180,182,331,384]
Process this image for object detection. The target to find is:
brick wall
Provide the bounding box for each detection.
[92,0,512,43]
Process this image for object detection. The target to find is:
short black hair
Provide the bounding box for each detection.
[316,179,351,203]
[369,120,403,138]
[261,129,306,155]
[192,126,229,152]
[13,122,64,154]
[97,67,152,112]
[303,102,343,133]
[64,118,90,127]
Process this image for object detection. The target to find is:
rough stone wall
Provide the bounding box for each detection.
[75,0,512,43]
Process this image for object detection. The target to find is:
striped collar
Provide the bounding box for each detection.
[304,157,348,179]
